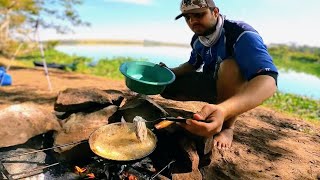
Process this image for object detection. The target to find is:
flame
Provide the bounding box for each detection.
[75,166,87,174]
[87,173,95,179]
[122,172,138,180]
[128,174,138,180]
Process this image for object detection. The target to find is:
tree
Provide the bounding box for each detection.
[0,0,89,56]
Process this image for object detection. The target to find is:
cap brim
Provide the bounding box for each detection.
[175,13,184,20]
[174,8,209,20]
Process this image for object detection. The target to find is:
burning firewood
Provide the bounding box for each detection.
[128,174,138,180]
[75,166,96,179]
[133,116,148,142]
[86,173,95,179]
[122,172,138,180]
[75,166,87,174]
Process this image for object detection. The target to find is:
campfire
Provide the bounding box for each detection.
[0,143,175,180]
[74,166,95,179]
[0,88,213,180]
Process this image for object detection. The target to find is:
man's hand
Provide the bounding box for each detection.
[159,62,194,76]
[178,104,226,137]
[159,62,168,68]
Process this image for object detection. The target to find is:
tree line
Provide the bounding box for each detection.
[269,44,320,64]
[0,0,88,57]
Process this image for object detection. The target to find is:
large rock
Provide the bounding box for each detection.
[150,127,212,177]
[119,95,169,127]
[0,103,61,148]
[54,88,124,112]
[53,105,118,153]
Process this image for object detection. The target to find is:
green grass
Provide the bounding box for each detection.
[18,49,83,65]
[263,92,320,124]
[17,49,141,79]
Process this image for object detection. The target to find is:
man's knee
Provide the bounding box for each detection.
[217,58,247,102]
[160,87,175,100]
[161,72,216,103]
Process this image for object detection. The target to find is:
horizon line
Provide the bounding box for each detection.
[44,39,320,48]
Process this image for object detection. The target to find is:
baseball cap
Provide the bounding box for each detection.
[175,0,216,20]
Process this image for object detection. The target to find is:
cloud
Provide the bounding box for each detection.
[104,0,153,5]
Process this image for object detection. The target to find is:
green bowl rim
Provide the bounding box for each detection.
[120,61,176,86]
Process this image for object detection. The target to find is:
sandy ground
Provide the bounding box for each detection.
[0,61,319,180]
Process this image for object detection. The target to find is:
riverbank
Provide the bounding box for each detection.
[0,60,319,179]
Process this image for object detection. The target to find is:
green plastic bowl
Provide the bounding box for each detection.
[120,61,176,95]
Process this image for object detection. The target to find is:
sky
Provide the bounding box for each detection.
[41,0,320,47]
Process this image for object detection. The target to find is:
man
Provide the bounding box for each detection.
[160,0,278,150]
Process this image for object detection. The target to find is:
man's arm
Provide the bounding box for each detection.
[179,75,277,137]
[171,62,195,76]
[219,75,276,120]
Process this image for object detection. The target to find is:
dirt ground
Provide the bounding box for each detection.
[0,61,320,180]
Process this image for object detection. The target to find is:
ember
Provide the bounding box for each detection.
[86,173,95,179]
[75,166,87,174]
[123,172,138,180]
[75,166,96,179]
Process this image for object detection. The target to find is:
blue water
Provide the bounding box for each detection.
[56,45,320,100]
[277,70,320,100]
[56,45,188,68]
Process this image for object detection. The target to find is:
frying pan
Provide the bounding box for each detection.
[88,122,157,162]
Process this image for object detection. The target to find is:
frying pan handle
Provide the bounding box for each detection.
[154,117,212,130]
[163,117,212,123]
[154,120,174,129]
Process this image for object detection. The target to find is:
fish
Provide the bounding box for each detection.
[133,116,148,142]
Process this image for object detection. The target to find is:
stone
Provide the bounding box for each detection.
[174,130,213,171]
[172,170,202,180]
[119,95,169,127]
[54,88,124,112]
[53,105,118,153]
[0,103,61,148]
[150,126,213,179]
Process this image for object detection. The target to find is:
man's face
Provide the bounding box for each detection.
[184,8,219,36]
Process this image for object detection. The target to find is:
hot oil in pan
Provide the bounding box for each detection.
[91,123,156,161]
